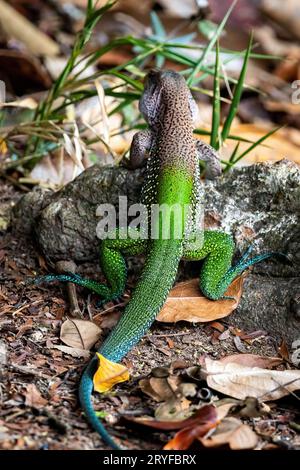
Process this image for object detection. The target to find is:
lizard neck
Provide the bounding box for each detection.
[152,101,198,176]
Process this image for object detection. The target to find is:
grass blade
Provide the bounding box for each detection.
[210,41,221,149]
[187,0,237,86]
[223,126,281,172]
[228,141,240,163]
[221,33,253,143]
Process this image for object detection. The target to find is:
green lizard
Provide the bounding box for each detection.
[35,70,284,449]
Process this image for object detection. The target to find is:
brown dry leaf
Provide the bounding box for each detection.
[51,345,90,359]
[163,405,219,451]
[139,373,181,402]
[60,319,101,350]
[126,404,217,432]
[199,417,258,450]
[0,50,51,92]
[204,357,300,401]
[210,322,225,333]
[24,384,47,409]
[155,397,191,422]
[278,340,290,361]
[97,311,121,330]
[139,377,175,402]
[157,276,244,323]
[216,402,237,420]
[29,153,84,186]
[220,353,283,369]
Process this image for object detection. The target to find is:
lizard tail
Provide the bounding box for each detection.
[78,357,121,450]
[79,239,183,449]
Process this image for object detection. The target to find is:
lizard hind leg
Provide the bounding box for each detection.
[34,229,147,305]
[215,250,288,300]
[184,231,285,301]
[33,272,112,298]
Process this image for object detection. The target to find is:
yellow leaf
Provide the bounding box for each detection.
[93,353,129,393]
[0,139,7,154]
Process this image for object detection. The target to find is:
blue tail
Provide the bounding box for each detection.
[33,273,121,448]
[79,357,122,450]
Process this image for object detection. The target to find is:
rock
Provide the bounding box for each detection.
[13,165,144,261]
[13,159,300,271]
[204,159,300,277]
[12,159,300,344]
[231,275,300,344]
[13,187,53,235]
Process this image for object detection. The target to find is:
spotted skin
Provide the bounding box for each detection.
[34,70,282,449]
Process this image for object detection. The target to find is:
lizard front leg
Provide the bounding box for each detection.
[128,129,154,169]
[195,140,222,179]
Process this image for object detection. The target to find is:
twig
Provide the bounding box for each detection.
[86,294,93,322]
[258,377,300,402]
[0,170,30,192]
[8,363,51,379]
[93,301,127,319]
[148,332,191,338]
[55,260,82,318]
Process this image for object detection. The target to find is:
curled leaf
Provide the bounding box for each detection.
[199,417,258,450]
[155,397,191,422]
[125,404,217,431]
[163,405,219,450]
[60,319,101,350]
[204,357,300,401]
[139,376,175,402]
[52,345,90,358]
[93,353,129,393]
[220,353,283,369]
[164,422,216,450]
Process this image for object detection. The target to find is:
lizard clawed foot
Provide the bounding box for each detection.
[239,245,254,263]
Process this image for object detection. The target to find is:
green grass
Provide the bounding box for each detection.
[0,0,281,178]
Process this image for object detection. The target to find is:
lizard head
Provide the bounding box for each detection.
[139,69,198,128]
